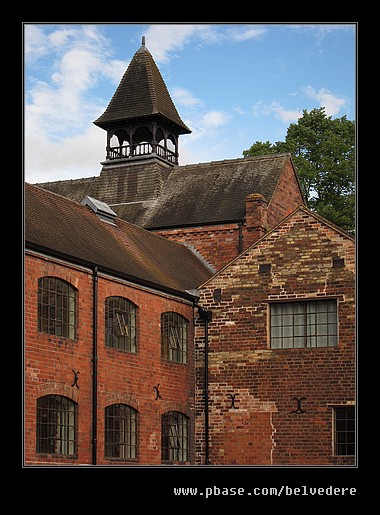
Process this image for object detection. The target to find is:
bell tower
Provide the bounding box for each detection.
[94,36,191,167]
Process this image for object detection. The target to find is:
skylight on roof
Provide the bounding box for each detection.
[81,196,117,224]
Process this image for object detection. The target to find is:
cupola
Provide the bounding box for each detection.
[94,36,191,166]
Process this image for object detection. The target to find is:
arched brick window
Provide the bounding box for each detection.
[162,411,189,463]
[36,395,77,456]
[38,277,76,339]
[105,296,137,352]
[161,312,188,363]
[105,404,138,459]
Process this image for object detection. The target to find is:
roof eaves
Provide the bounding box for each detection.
[25,241,198,302]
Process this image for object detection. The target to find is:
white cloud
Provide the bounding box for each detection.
[178,109,231,165]
[103,59,130,85]
[144,24,212,63]
[25,125,105,183]
[25,56,104,142]
[24,25,49,60]
[202,110,229,128]
[24,25,128,182]
[48,27,79,48]
[228,26,267,42]
[252,100,302,123]
[143,24,266,64]
[303,85,346,116]
[304,24,355,46]
[270,103,302,123]
[285,23,356,49]
[172,87,202,107]
[177,107,230,160]
[251,84,347,126]
[53,48,101,91]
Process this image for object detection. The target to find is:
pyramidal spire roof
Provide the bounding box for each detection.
[94,37,191,134]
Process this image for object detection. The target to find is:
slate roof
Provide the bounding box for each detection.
[25,183,213,298]
[115,154,292,229]
[36,176,99,203]
[37,154,296,229]
[94,40,191,134]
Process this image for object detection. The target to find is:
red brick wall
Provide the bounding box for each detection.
[242,193,268,251]
[267,158,305,228]
[153,223,240,272]
[25,252,195,466]
[95,276,195,465]
[195,209,355,466]
[24,255,94,465]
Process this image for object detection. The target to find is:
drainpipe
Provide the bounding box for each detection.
[198,306,213,465]
[92,266,98,465]
[238,221,243,254]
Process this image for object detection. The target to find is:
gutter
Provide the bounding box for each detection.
[91,266,98,465]
[146,218,245,232]
[198,306,213,465]
[238,221,243,254]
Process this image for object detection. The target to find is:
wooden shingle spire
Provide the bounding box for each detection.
[94,37,191,165]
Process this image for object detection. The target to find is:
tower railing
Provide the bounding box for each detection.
[107,142,177,164]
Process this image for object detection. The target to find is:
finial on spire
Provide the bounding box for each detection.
[142,36,146,46]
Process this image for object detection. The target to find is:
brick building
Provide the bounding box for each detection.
[194,206,355,465]
[25,38,356,466]
[24,183,212,465]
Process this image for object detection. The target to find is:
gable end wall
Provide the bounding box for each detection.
[195,210,355,466]
[267,159,305,228]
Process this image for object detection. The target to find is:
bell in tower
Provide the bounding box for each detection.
[94,36,191,166]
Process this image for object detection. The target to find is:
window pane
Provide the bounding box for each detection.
[307,313,316,329]
[334,407,355,456]
[161,313,188,363]
[38,277,76,339]
[271,300,337,349]
[282,304,293,314]
[282,338,294,349]
[162,411,189,462]
[271,338,282,349]
[293,336,305,348]
[36,395,76,456]
[105,297,137,352]
[316,335,328,347]
[293,303,304,314]
[317,324,328,335]
[105,404,137,459]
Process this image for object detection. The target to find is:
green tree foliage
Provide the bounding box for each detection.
[243,108,355,234]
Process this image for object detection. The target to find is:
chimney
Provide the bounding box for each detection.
[243,193,268,249]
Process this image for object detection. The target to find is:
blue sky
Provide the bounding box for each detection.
[24,23,356,183]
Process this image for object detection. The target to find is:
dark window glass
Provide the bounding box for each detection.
[105,297,137,352]
[105,404,137,459]
[162,411,189,462]
[38,277,76,339]
[36,395,76,455]
[334,406,355,456]
[161,312,188,363]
